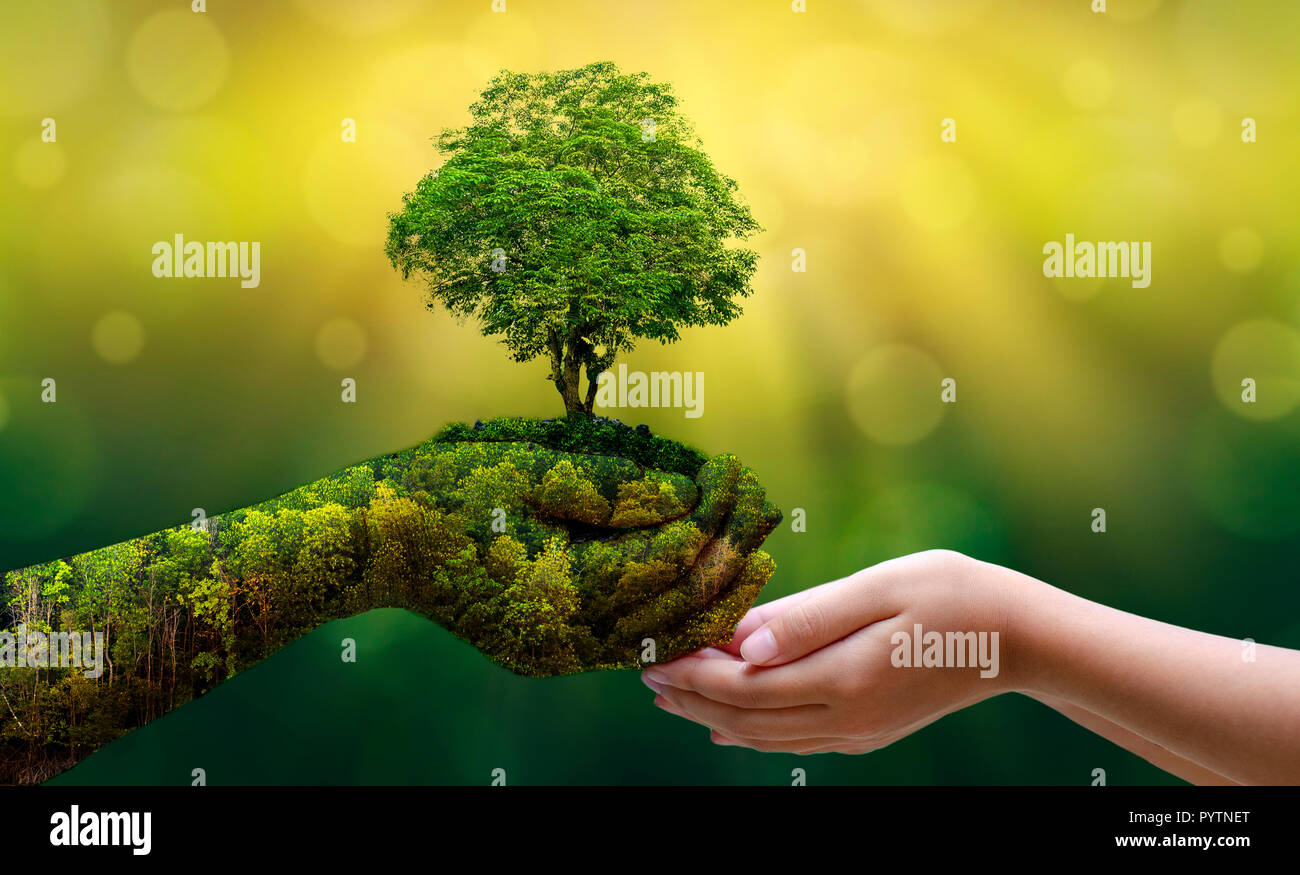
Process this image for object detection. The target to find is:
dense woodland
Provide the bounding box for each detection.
[0,417,777,784]
[0,457,382,783]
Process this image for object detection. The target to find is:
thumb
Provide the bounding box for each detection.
[738,576,892,666]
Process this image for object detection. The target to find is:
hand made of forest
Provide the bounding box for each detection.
[0,417,781,782]
[6,417,781,681]
[355,417,782,675]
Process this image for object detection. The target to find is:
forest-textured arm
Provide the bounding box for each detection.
[0,417,781,781]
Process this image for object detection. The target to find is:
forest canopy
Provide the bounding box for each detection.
[385,61,761,415]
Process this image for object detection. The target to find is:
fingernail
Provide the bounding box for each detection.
[642,672,664,693]
[644,667,668,686]
[740,628,778,665]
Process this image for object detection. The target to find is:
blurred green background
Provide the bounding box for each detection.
[6,0,1300,784]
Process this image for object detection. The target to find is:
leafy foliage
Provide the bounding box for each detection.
[1,420,780,782]
[385,61,761,414]
[432,414,707,476]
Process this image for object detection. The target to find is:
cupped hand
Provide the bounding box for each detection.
[377,433,782,675]
[640,550,1033,753]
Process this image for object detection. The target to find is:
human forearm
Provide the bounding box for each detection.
[1028,693,1239,785]
[1005,568,1300,785]
[644,551,1300,784]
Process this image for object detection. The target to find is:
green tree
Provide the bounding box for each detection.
[69,542,143,685]
[385,61,761,415]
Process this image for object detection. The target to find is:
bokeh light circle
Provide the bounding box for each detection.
[90,165,228,258]
[1062,59,1114,110]
[92,311,146,364]
[315,318,368,370]
[1177,0,1297,116]
[859,0,993,34]
[14,139,66,189]
[898,155,976,231]
[126,11,229,111]
[1210,319,1300,420]
[292,0,422,35]
[1171,97,1222,147]
[302,121,425,248]
[1218,227,1263,273]
[843,481,1001,567]
[846,344,946,445]
[0,1,111,116]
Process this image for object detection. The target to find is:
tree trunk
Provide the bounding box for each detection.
[561,357,582,414]
[549,328,593,417]
[582,348,616,414]
[546,329,581,415]
[582,362,603,414]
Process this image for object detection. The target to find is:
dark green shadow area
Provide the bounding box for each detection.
[46,607,1182,786]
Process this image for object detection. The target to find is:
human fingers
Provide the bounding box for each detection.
[739,570,899,667]
[651,685,832,741]
[642,652,821,708]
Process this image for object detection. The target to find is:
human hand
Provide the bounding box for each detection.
[372,419,783,675]
[640,550,1030,753]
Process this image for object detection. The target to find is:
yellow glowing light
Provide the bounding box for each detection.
[89,165,229,258]
[0,0,111,116]
[860,0,993,34]
[126,11,229,111]
[92,311,146,364]
[1218,227,1263,273]
[13,139,65,188]
[898,154,976,231]
[1110,0,1163,21]
[315,318,368,370]
[292,0,423,35]
[301,121,425,248]
[1211,319,1300,420]
[1062,59,1114,111]
[846,344,946,445]
[1171,97,1222,148]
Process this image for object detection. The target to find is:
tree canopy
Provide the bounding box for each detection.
[385,61,761,414]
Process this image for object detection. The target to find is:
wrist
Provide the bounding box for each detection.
[976,558,1056,696]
